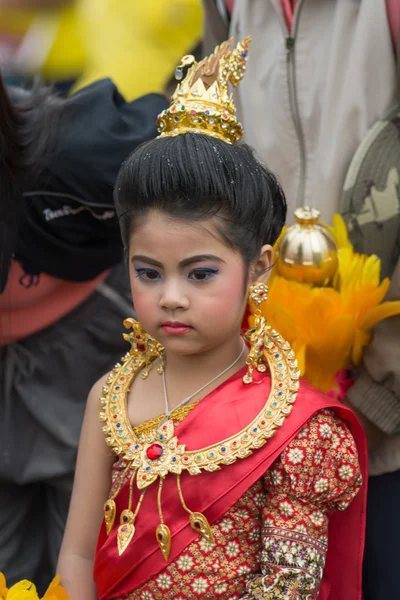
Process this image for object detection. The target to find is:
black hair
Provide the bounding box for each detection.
[114,133,287,266]
[0,75,63,292]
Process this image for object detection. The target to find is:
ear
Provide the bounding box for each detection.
[251,244,274,284]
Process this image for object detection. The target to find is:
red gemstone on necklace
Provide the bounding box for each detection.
[146,443,163,460]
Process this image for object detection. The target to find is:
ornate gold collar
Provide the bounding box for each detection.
[99,319,300,559]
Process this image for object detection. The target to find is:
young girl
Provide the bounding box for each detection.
[57,39,366,600]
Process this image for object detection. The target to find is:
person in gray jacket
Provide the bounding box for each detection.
[202,1,400,598]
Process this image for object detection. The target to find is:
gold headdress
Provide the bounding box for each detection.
[157,36,251,144]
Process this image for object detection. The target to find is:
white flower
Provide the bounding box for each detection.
[314,449,324,465]
[289,474,297,489]
[271,469,283,486]
[306,547,317,561]
[254,492,266,507]
[249,528,261,541]
[279,501,294,517]
[192,577,209,594]
[215,581,228,595]
[226,540,240,558]
[310,511,325,527]
[338,464,354,481]
[238,564,251,575]
[331,434,340,449]
[177,554,194,572]
[284,551,296,564]
[287,448,304,464]
[264,517,274,528]
[219,518,234,533]
[156,573,172,590]
[297,425,309,438]
[236,509,249,519]
[320,423,332,439]
[212,559,220,572]
[141,592,153,600]
[295,524,307,534]
[199,537,215,553]
[337,500,350,511]
[314,478,329,494]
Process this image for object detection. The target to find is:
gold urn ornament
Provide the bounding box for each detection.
[277,207,338,286]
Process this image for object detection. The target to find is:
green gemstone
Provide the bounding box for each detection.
[181,105,185,110]
[267,411,272,416]
[196,455,202,461]
[244,434,249,439]
[142,352,147,357]
[112,405,117,410]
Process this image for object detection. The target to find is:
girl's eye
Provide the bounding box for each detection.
[189,268,218,282]
[135,268,160,282]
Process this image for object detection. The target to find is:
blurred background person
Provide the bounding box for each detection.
[202,1,400,598]
[0,0,85,91]
[73,0,202,99]
[0,0,202,100]
[0,0,202,592]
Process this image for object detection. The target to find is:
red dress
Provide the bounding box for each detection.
[94,369,366,600]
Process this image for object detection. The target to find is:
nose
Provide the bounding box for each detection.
[159,279,189,311]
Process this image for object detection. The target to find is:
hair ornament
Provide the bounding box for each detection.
[157,37,251,145]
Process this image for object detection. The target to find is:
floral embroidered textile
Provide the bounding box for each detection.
[114,410,361,599]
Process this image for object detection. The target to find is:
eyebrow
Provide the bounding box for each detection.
[131,254,225,268]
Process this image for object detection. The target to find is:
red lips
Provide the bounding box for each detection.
[161,321,193,335]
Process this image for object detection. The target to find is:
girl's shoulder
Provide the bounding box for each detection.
[88,371,111,409]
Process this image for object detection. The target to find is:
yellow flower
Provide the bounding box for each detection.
[0,575,68,600]
[256,215,400,392]
[0,573,8,600]
[42,576,69,600]
[6,581,39,600]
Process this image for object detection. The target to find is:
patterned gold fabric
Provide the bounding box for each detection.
[112,409,361,599]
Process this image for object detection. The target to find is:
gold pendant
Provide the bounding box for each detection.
[104,499,116,535]
[117,509,136,556]
[189,512,214,544]
[156,524,171,561]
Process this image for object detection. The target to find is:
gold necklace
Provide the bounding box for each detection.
[100,317,300,559]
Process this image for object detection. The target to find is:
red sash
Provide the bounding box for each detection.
[94,367,367,600]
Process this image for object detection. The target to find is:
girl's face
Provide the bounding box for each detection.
[128,211,269,356]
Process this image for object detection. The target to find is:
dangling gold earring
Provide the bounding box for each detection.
[123,318,164,379]
[157,352,166,375]
[243,283,269,384]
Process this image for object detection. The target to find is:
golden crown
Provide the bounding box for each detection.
[157,36,251,145]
